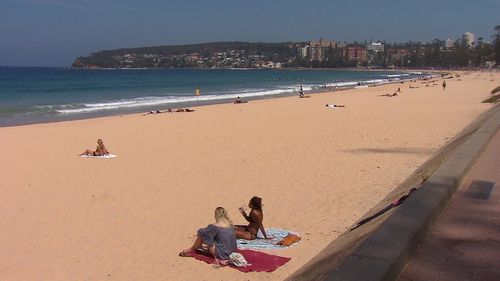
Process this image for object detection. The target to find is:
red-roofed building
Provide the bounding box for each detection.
[342,46,367,62]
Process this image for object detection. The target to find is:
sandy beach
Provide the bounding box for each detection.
[1,71,497,281]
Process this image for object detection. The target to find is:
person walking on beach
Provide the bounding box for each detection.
[442,80,446,90]
[299,85,304,98]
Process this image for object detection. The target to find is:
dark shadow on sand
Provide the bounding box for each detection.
[342,147,434,155]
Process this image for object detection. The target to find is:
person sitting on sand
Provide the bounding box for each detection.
[81,139,109,156]
[378,93,398,97]
[234,97,247,104]
[235,196,270,240]
[179,207,237,261]
[325,104,346,108]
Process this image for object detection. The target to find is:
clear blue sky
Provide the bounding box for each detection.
[1,0,499,67]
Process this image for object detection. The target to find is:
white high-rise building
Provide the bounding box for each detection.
[367,42,384,52]
[462,32,475,48]
[444,38,454,49]
[299,46,309,58]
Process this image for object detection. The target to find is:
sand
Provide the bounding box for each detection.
[0,71,498,281]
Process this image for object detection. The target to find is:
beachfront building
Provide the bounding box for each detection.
[444,38,454,49]
[342,46,367,62]
[299,46,309,58]
[367,42,384,53]
[309,38,337,61]
[462,32,475,48]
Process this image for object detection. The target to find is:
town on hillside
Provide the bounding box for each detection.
[72,31,499,69]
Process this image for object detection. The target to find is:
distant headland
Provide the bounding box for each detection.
[72,34,498,70]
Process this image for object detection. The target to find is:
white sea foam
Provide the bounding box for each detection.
[382,74,410,78]
[56,87,299,114]
[55,73,421,115]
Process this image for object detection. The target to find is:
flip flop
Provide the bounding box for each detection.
[178,250,192,257]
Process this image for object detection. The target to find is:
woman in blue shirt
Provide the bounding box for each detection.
[179,207,237,260]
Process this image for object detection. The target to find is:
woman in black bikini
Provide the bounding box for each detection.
[235,196,270,240]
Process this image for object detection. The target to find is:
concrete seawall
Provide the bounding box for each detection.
[286,104,500,281]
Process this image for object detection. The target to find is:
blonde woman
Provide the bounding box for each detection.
[81,139,109,156]
[179,207,237,260]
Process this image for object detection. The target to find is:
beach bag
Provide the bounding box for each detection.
[229,252,251,267]
[278,233,301,246]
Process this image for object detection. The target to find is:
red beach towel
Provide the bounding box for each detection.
[189,249,290,272]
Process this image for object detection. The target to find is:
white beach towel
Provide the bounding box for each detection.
[80,154,117,158]
[237,228,300,250]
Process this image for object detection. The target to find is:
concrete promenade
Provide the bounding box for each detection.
[398,129,500,281]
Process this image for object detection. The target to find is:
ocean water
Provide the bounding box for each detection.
[0,67,427,126]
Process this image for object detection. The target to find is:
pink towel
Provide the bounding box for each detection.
[189,249,290,272]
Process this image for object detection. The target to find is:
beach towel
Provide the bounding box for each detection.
[189,249,290,272]
[237,228,301,250]
[80,154,117,158]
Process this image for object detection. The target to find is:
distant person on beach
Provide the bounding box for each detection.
[81,139,109,156]
[298,85,310,98]
[145,110,163,115]
[235,196,270,240]
[234,97,247,104]
[325,104,346,108]
[299,85,304,97]
[179,207,237,261]
[174,108,195,112]
[378,93,398,97]
[442,80,446,90]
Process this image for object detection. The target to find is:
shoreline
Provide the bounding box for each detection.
[0,71,435,128]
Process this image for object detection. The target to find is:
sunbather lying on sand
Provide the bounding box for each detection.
[81,139,109,156]
[235,196,271,240]
[378,93,398,97]
[145,110,164,115]
[325,104,345,108]
[179,207,237,261]
[144,108,194,115]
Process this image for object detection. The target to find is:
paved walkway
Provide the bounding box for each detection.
[398,129,500,281]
